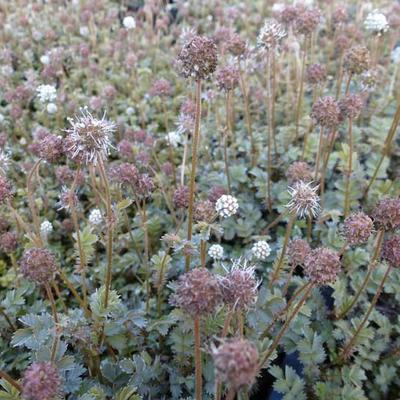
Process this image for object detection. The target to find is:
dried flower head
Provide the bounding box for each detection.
[279,5,299,26]
[306,63,327,86]
[22,361,61,400]
[220,259,258,310]
[286,161,313,184]
[342,212,373,245]
[20,247,57,285]
[0,231,18,253]
[257,19,286,50]
[170,267,222,316]
[304,247,341,285]
[212,338,259,391]
[208,244,224,260]
[364,10,389,35]
[311,96,341,129]
[381,236,400,268]
[294,8,321,36]
[38,134,63,163]
[339,93,364,119]
[0,175,12,204]
[216,65,239,91]
[194,200,215,223]
[149,78,171,97]
[226,33,246,57]
[177,35,218,80]
[251,240,271,260]
[57,186,79,212]
[344,46,370,75]
[64,107,115,165]
[287,181,320,219]
[288,239,311,265]
[173,186,190,209]
[372,198,400,231]
[215,194,239,218]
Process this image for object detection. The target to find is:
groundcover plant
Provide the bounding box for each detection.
[0,0,399,399]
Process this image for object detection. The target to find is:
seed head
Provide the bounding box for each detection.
[0,231,18,253]
[294,8,321,36]
[257,19,286,50]
[372,198,400,231]
[342,212,373,246]
[208,244,224,260]
[226,33,246,57]
[36,84,57,103]
[288,239,311,266]
[20,247,57,285]
[311,96,341,129]
[332,6,348,24]
[212,339,259,391]
[38,134,63,163]
[251,241,271,260]
[306,63,327,86]
[381,236,400,268]
[344,46,370,75]
[173,186,190,209]
[286,161,313,184]
[216,65,239,92]
[22,361,61,400]
[209,186,227,204]
[339,93,364,119]
[215,195,239,218]
[170,267,222,317]
[287,181,320,219]
[194,200,215,223]
[64,107,115,165]
[304,247,341,285]
[279,5,299,26]
[149,78,171,97]
[57,186,79,212]
[177,35,218,81]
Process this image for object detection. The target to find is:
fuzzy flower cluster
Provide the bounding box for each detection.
[215,195,239,218]
[123,16,136,30]
[22,362,61,400]
[251,240,271,260]
[311,96,341,129]
[40,220,53,238]
[64,107,115,165]
[208,244,224,260]
[344,46,370,75]
[36,84,57,103]
[306,63,327,86]
[287,181,320,219]
[20,248,57,285]
[173,186,189,209]
[342,212,373,245]
[364,10,389,34]
[304,247,341,285]
[38,134,64,163]
[226,33,246,57]
[177,35,218,80]
[170,268,221,316]
[194,200,215,223]
[0,231,18,253]
[339,93,364,119]
[381,236,400,268]
[294,8,321,36]
[216,65,239,92]
[257,19,286,50]
[288,239,311,266]
[372,198,400,231]
[212,339,259,391]
[286,161,313,184]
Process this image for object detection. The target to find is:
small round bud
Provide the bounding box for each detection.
[216,65,239,92]
[149,78,171,97]
[22,361,61,400]
[288,239,311,266]
[342,212,373,245]
[339,93,364,119]
[194,200,215,223]
[20,248,57,285]
[344,46,370,75]
[381,236,400,267]
[306,63,327,86]
[226,33,246,57]
[311,96,341,129]
[170,268,221,316]
[286,161,313,184]
[212,339,259,391]
[173,186,190,209]
[287,181,320,219]
[40,220,53,238]
[215,195,239,218]
[0,231,18,253]
[304,247,341,285]
[38,134,63,163]
[251,241,271,260]
[372,198,400,231]
[208,244,224,260]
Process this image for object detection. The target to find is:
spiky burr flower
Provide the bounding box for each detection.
[208,244,224,260]
[342,212,373,245]
[364,10,389,35]
[176,35,218,81]
[304,247,341,285]
[226,33,246,57]
[216,65,239,92]
[64,107,115,165]
[343,46,370,75]
[173,186,189,209]
[294,8,321,36]
[57,186,79,212]
[20,248,57,285]
[38,134,63,163]
[88,208,102,225]
[288,239,311,266]
[311,96,341,129]
[22,361,61,400]
[381,236,400,268]
[0,231,18,253]
[0,175,12,204]
[372,198,400,231]
[287,181,320,219]
[219,259,259,310]
[257,19,286,50]
[286,161,313,184]
[339,93,364,119]
[170,267,222,317]
[306,63,327,86]
[251,241,271,260]
[212,338,259,391]
[215,195,239,218]
[194,200,215,223]
[36,84,56,103]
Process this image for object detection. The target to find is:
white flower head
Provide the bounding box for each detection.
[40,220,53,238]
[251,241,271,260]
[123,16,136,30]
[79,26,90,37]
[89,208,103,225]
[364,10,389,34]
[208,244,224,260]
[40,54,50,65]
[287,181,320,219]
[166,131,182,147]
[257,19,286,50]
[46,103,58,114]
[0,150,10,175]
[215,195,239,218]
[64,107,115,165]
[36,84,57,103]
[126,106,135,116]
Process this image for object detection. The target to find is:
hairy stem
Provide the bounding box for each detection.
[194,316,203,400]
[344,118,353,217]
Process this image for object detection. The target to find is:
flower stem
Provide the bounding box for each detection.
[343,117,353,217]
[194,316,203,400]
[185,80,202,272]
[294,39,308,141]
[0,370,21,392]
[45,283,59,362]
[26,159,43,245]
[266,51,273,212]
